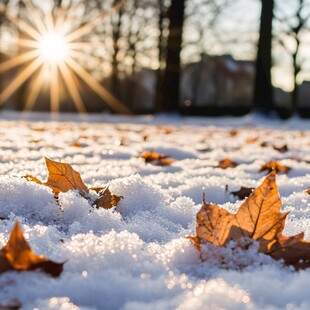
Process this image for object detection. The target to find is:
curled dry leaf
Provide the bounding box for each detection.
[306,188,310,195]
[230,187,254,200]
[189,171,310,270]
[245,137,258,144]
[45,157,89,195]
[228,129,238,137]
[0,222,63,277]
[93,187,123,209]
[69,142,82,148]
[158,126,174,134]
[273,144,288,153]
[139,151,175,166]
[24,157,89,197]
[259,160,291,174]
[24,158,125,209]
[217,158,238,169]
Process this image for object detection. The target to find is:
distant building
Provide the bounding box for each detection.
[180,53,255,108]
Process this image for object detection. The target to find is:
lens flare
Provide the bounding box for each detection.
[38,33,69,64]
[0,0,129,114]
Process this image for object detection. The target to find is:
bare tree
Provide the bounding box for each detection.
[274,0,310,114]
[0,0,11,105]
[159,0,185,112]
[254,0,274,115]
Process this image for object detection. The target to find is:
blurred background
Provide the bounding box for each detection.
[0,0,309,117]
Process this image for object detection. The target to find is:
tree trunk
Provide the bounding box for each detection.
[111,5,123,104]
[158,0,185,112]
[254,0,274,114]
[292,37,301,112]
[16,0,27,111]
[155,0,167,112]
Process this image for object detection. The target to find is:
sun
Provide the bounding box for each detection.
[0,0,129,114]
[38,33,69,64]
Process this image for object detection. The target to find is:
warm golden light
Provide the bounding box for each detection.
[38,33,69,64]
[0,0,130,114]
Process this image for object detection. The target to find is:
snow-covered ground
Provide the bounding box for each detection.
[0,111,309,309]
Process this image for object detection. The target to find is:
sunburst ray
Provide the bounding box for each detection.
[0,50,40,73]
[0,57,42,104]
[50,63,59,113]
[58,62,86,113]
[0,0,130,114]
[24,63,48,112]
[65,57,130,114]
[65,0,126,43]
[23,1,48,35]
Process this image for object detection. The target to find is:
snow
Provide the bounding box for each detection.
[0,111,309,309]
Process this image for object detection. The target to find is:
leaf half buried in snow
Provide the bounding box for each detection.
[93,187,123,209]
[0,222,63,277]
[190,171,310,269]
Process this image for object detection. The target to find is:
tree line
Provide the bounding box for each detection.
[0,0,309,117]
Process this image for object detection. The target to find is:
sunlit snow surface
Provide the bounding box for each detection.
[0,111,309,309]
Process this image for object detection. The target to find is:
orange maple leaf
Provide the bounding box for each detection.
[25,157,89,197]
[190,171,310,269]
[259,160,290,174]
[217,158,238,169]
[93,187,123,209]
[139,151,175,166]
[24,158,123,209]
[0,222,63,277]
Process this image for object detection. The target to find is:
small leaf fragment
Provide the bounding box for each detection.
[139,151,175,166]
[228,129,238,137]
[245,137,258,144]
[0,222,63,277]
[259,161,290,174]
[230,187,254,200]
[273,144,288,153]
[89,186,106,194]
[93,187,123,209]
[23,175,44,186]
[217,158,238,169]
[69,142,82,148]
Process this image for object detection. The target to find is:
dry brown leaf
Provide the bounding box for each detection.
[273,144,288,153]
[217,158,238,169]
[25,158,89,197]
[0,222,63,277]
[158,126,174,134]
[89,187,106,194]
[230,187,254,200]
[245,137,258,144]
[228,129,238,137]
[69,142,82,148]
[45,157,89,195]
[306,188,310,195]
[93,187,123,209]
[139,151,175,166]
[30,127,46,132]
[190,171,310,269]
[23,175,44,186]
[259,161,291,174]
[24,159,125,209]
